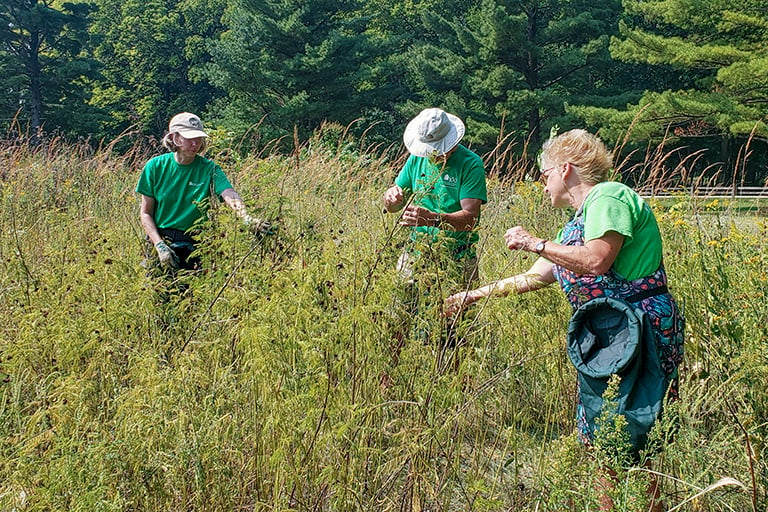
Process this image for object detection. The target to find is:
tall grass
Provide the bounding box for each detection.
[0,128,765,511]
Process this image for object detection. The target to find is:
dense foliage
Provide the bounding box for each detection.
[89,0,226,138]
[1,0,767,181]
[571,0,768,184]
[0,136,765,510]
[203,0,387,144]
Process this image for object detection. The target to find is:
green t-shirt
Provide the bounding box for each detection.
[580,181,663,280]
[136,152,233,231]
[394,144,487,258]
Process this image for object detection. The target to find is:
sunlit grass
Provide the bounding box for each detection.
[0,130,765,511]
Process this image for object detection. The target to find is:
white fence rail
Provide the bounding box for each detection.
[638,186,768,198]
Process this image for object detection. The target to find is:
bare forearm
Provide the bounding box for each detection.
[470,272,550,301]
[538,244,604,275]
[140,213,163,245]
[437,209,478,231]
[507,227,623,276]
[535,234,622,275]
[444,262,553,316]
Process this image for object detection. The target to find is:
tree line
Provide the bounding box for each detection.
[2,0,767,183]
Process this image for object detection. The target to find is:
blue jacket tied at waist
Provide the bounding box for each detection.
[567,297,670,453]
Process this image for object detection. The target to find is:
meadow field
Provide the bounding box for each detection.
[0,129,765,511]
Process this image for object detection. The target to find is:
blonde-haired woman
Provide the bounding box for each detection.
[137,112,271,271]
[446,129,683,510]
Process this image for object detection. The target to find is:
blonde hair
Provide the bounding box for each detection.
[161,131,208,154]
[540,129,612,184]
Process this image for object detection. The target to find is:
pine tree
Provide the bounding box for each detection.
[395,0,629,154]
[571,0,768,161]
[205,0,388,147]
[0,0,101,140]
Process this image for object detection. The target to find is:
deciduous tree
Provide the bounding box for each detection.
[90,0,225,138]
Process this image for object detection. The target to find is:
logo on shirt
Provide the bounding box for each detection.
[443,174,457,186]
[188,181,204,187]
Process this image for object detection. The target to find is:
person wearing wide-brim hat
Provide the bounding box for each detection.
[383,108,487,348]
[137,112,272,273]
[383,108,487,283]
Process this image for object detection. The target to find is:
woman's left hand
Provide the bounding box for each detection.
[504,226,536,252]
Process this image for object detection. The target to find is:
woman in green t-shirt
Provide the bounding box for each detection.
[136,112,271,271]
[445,129,683,510]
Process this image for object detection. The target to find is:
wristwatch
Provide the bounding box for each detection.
[534,240,547,254]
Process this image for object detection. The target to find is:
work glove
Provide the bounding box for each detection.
[155,241,179,269]
[243,215,274,237]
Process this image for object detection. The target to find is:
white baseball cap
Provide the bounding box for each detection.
[168,112,208,138]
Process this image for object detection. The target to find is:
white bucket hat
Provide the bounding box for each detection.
[168,112,209,138]
[403,108,465,157]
